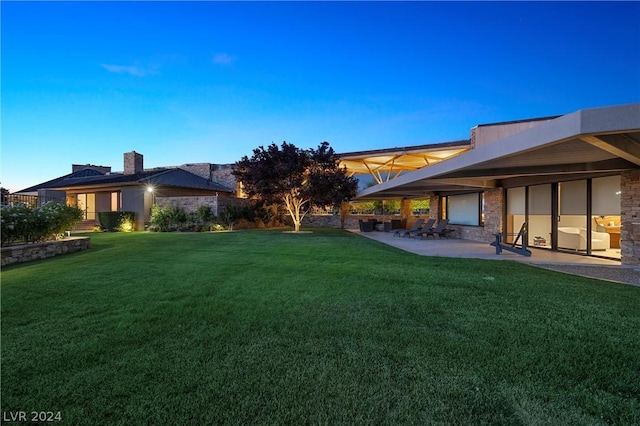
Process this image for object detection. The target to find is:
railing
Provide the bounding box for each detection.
[1,194,65,209]
[2,194,39,208]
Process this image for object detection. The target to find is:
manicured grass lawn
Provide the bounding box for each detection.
[2,229,639,424]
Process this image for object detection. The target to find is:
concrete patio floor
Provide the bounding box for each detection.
[350,229,640,286]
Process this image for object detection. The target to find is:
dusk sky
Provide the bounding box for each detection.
[2,1,639,192]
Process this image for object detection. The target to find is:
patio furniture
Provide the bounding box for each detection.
[421,219,452,238]
[557,227,610,251]
[393,218,424,238]
[390,219,406,230]
[408,218,436,238]
[359,219,375,232]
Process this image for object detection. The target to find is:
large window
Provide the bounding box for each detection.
[558,180,587,227]
[592,176,621,254]
[592,176,621,216]
[445,192,483,226]
[111,191,121,211]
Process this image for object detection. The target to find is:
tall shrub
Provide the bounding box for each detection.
[150,204,210,232]
[1,203,83,245]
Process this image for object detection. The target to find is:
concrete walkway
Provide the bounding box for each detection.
[350,230,640,286]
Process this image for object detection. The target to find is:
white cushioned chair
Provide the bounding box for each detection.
[557,227,610,251]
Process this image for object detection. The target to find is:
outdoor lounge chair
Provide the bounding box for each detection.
[421,219,452,238]
[393,218,424,238]
[408,218,436,238]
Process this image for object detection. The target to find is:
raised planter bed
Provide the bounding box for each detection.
[1,237,90,267]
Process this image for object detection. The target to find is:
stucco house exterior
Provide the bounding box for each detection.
[15,151,235,230]
[355,103,640,266]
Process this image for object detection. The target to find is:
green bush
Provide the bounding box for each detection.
[98,211,136,232]
[219,199,282,230]
[210,223,225,231]
[1,203,84,246]
[150,204,188,231]
[150,204,216,232]
[148,202,273,232]
[196,205,215,223]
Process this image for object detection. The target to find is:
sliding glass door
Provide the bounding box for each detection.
[528,184,553,250]
[505,175,621,259]
[76,193,96,220]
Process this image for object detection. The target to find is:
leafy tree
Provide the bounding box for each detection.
[233,141,357,232]
[1,187,9,205]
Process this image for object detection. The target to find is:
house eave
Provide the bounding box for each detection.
[356,103,640,200]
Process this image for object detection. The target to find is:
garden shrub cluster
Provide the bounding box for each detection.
[148,201,282,232]
[97,211,136,232]
[1,203,84,246]
[219,200,280,231]
[149,204,220,232]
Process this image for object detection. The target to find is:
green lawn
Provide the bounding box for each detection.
[2,230,639,425]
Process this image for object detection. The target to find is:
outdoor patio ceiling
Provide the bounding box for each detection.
[338,140,471,184]
[356,103,640,200]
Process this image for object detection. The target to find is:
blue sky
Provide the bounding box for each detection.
[2,1,639,192]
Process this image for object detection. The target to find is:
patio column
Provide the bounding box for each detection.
[621,170,640,266]
[483,188,504,238]
[400,198,413,227]
[340,200,351,229]
[429,194,440,220]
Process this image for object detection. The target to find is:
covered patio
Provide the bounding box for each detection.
[355,103,640,267]
[350,229,639,286]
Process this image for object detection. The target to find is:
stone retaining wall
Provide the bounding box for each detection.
[1,237,90,267]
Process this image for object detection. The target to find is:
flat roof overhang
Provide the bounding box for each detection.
[356,103,640,200]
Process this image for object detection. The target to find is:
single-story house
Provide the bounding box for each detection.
[354,103,640,266]
[15,151,235,230]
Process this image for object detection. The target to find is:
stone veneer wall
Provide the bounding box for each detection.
[303,215,356,229]
[428,195,440,221]
[179,163,237,193]
[156,196,220,216]
[621,170,640,266]
[179,163,213,180]
[1,237,90,267]
[302,214,429,230]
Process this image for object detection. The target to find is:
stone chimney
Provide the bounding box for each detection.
[124,151,144,175]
